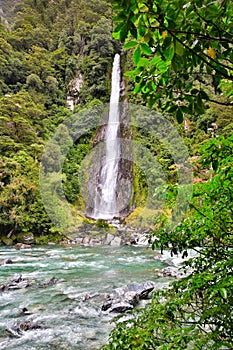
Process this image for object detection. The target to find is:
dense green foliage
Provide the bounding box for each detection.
[113,0,233,122]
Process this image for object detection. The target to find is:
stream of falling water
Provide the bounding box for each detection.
[93,54,121,219]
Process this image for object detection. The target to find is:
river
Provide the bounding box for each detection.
[0,245,170,350]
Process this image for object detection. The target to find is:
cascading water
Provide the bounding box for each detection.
[92,53,121,219]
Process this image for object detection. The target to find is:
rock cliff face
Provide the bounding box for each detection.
[66,74,84,111]
[0,0,23,26]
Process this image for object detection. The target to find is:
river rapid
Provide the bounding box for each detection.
[0,245,169,350]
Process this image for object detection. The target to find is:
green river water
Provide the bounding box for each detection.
[0,245,170,350]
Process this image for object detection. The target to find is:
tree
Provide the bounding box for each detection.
[112,0,233,122]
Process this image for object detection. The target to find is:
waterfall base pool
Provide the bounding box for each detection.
[0,245,169,350]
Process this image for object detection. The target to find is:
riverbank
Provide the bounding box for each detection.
[0,220,153,249]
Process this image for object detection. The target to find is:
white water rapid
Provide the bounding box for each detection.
[93,53,121,219]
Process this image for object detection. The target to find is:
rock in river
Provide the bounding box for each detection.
[0,274,30,292]
[102,281,155,313]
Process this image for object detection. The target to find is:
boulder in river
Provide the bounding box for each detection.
[0,274,30,292]
[14,243,31,250]
[6,321,43,337]
[0,258,13,265]
[102,281,155,313]
[156,267,184,278]
[38,276,61,288]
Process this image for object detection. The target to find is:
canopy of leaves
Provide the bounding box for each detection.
[112,0,233,122]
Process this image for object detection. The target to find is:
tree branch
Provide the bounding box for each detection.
[168,30,233,44]
[155,19,233,81]
[209,99,233,106]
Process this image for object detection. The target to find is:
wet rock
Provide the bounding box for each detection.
[74,238,84,244]
[22,234,34,244]
[0,258,13,265]
[19,307,31,316]
[6,321,43,337]
[110,236,121,246]
[105,233,114,245]
[83,236,90,244]
[14,243,31,250]
[89,238,102,246]
[102,281,155,313]
[11,274,23,283]
[5,258,13,264]
[109,302,134,313]
[84,330,97,340]
[101,299,113,311]
[0,274,30,292]
[0,284,9,292]
[38,276,60,288]
[80,292,100,302]
[156,267,184,278]
[127,281,155,299]
[8,280,29,290]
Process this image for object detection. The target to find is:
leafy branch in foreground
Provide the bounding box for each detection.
[113,0,233,122]
[101,135,233,349]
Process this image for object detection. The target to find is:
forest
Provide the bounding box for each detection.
[0,0,232,349]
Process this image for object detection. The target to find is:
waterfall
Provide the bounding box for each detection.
[92,54,121,219]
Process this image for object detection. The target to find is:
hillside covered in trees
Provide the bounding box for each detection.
[0,0,118,243]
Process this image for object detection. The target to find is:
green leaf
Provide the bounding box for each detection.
[176,108,183,123]
[168,104,178,113]
[124,69,138,77]
[174,41,184,56]
[119,24,129,42]
[139,25,146,37]
[123,41,138,49]
[130,25,138,39]
[113,12,126,22]
[196,93,205,114]
[114,22,124,33]
[199,90,209,100]
[219,288,227,299]
[150,55,162,66]
[144,30,152,43]
[138,3,149,12]
[191,88,199,95]
[140,43,153,55]
[138,57,149,68]
[134,83,141,94]
[112,31,120,39]
[133,46,141,65]
[164,46,174,60]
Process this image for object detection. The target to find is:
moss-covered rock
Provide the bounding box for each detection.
[1,236,14,246]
